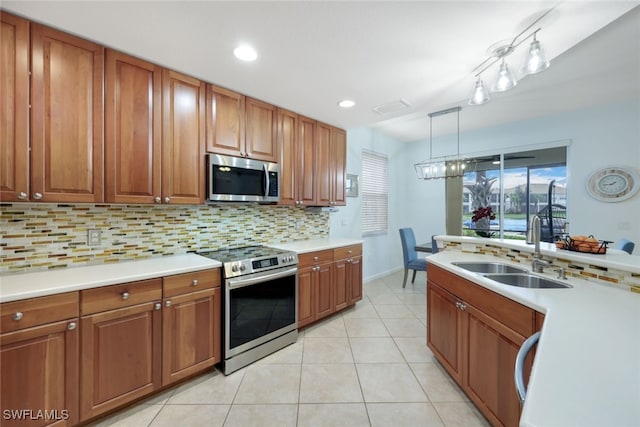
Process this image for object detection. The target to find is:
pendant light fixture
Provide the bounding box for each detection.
[414,107,476,180]
[521,31,550,75]
[467,8,553,106]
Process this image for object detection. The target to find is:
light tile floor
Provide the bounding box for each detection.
[88,270,490,427]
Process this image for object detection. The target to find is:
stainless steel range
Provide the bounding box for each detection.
[199,245,298,375]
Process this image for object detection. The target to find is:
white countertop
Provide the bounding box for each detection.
[435,235,640,273]
[428,249,640,427]
[0,254,221,303]
[270,238,363,254]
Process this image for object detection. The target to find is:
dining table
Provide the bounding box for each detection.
[414,242,433,253]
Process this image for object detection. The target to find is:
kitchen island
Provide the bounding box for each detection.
[429,236,640,427]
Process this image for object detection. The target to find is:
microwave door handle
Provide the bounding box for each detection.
[263,163,270,198]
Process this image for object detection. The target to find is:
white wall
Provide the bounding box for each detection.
[333,98,640,281]
[329,128,408,282]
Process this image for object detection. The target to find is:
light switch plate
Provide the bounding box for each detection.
[87,229,102,246]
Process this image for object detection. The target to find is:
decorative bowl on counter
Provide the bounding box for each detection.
[555,235,611,254]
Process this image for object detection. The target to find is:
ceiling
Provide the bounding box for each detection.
[4,1,640,142]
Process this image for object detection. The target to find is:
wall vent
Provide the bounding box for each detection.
[372,99,411,115]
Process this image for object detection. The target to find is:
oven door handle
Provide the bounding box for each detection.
[227,266,298,290]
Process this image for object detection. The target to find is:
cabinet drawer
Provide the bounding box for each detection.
[80,278,162,316]
[163,269,221,298]
[298,250,333,267]
[334,244,362,260]
[1,292,79,333]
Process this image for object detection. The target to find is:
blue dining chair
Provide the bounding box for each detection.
[399,228,427,288]
[616,238,635,255]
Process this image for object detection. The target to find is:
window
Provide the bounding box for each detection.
[461,146,567,240]
[361,150,388,236]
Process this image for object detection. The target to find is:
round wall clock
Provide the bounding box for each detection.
[586,166,640,202]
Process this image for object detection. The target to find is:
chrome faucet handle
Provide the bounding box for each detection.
[532,258,551,273]
[555,268,568,280]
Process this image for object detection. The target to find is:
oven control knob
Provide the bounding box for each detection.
[232,265,239,273]
[240,264,246,272]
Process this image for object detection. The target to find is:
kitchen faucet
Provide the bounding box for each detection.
[528,215,552,273]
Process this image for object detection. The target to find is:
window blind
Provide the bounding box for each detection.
[361,150,388,236]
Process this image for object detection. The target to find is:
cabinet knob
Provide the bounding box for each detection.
[155,196,161,203]
[164,197,170,203]
[165,300,172,307]
[313,256,319,261]
[347,250,352,254]
[154,303,162,310]
[12,312,23,321]
[33,192,43,200]
[121,291,130,300]
[67,322,77,331]
[240,151,245,157]
[246,152,251,158]
[17,192,27,200]
[192,279,199,286]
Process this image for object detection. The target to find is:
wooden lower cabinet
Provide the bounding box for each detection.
[427,264,539,427]
[298,245,363,328]
[1,320,79,427]
[80,301,162,420]
[162,287,221,385]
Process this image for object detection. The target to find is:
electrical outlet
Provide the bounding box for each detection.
[295,220,302,230]
[87,229,102,246]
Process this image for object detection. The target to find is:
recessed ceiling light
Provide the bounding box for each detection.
[338,99,355,108]
[234,45,257,62]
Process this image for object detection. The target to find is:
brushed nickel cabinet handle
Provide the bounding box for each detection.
[121,292,130,300]
[164,197,170,203]
[33,192,43,200]
[192,279,199,286]
[165,300,172,307]
[67,322,77,331]
[18,192,27,200]
[154,303,161,310]
[12,312,23,321]
[155,196,161,203]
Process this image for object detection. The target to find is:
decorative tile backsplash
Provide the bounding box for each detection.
[442,241,640,293]
[0,203,329,274]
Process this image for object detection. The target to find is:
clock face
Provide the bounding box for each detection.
[587,167,640,202]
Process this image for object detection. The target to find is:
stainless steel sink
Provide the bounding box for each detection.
[451,262,529,274]
[483,274,572,289]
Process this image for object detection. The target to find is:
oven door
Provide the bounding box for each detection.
[224,266,297,358]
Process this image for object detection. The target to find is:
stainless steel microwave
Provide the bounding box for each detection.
[207,154,280,203]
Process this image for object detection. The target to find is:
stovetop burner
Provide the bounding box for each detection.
[198,245,298,278]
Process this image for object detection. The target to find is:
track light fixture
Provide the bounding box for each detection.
[468,9,553,106]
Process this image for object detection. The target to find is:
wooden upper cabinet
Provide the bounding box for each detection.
[30,24,104,203]
[298,116,317,206]
[105,50,162,204]
[206,85,245,156]
[206,88,277,163]
[245,97,277,162]
[162,69,205,204]
[315,122,332,207]
[330,127,347,206]
[277,108,298,206]
[0,13,29,202]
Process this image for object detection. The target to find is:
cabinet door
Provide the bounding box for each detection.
[333,259,349,311]
[297,266,315,328]
[105,50,162,204]
[0,13,29,202]
[427,282,464,383]
[245,98,277,162]
[315,262,334,320]
[315,122,332,207]
[465,303,525,427]
[162,69,205,204]
[347,256,363,304]
[277,108,298,206]
[162,288,220,385]
[297,116,317,206]
[206,85,244,156]
[80,302,161,420]
[330,127,347,206]
[31,24,104,203]
[1,320,79,427]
